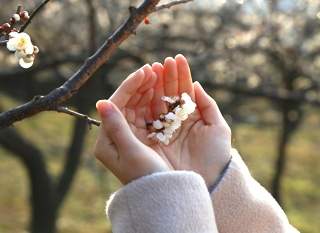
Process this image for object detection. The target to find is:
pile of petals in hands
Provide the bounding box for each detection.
[147,93,196,145]
[0,7,38,68]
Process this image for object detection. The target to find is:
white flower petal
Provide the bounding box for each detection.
[183,103,196,115]
[33,46,39,54]
[9,32,19,38]
[161,96,179,104]
[7,38,18,51]
[163,127,174,136]
[175,107,188,121]
[13,14,20,21]
[181,93,196,115]
[153,120,163,129]
[19,58,34,69]
[163,138,170,145]
[156,132,166,142]
[171,119,182,130]
[15,50,27,59]
[19,33,31,42]
[165,112,176,121]
[25,43,34,55]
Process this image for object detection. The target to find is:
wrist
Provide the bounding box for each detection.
[207,155,232,193]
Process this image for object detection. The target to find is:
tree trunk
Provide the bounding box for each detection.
[271,106,290,206]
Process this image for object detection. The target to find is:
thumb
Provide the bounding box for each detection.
[96,100,137,151]
[194,81,224,125]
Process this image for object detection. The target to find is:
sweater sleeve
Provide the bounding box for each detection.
[106,171,219,233]
[211,149,300,233]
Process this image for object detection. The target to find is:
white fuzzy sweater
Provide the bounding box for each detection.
[106,150,300,233]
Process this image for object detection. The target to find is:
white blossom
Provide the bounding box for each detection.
[148,93,196,145]
[19,56,34,69]
[165,112,177,121]
[6,32,37,69]
[153,120,163,129]
[156,132,170,145]
[181,92,196,114]
[174,106,188,121]
[13,14,21,22]
[161,95,179,104]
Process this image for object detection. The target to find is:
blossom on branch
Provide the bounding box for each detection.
[6,32,39,68]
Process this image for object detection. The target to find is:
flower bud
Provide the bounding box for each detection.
[20,11,30,21]
[33,46,39,54]
[13,14,21,22]
[1,23,11,33]
[10,18,16,25]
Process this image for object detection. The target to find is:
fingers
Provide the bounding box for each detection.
[175,54,195,100]
[163,57,179,96]
[151,62,167,118]
[109,68,145,109]
[94,127,117,168]
[138,66,157,93]
[125,65,156,108]
[96,100,138,152]
[194,81,224,125]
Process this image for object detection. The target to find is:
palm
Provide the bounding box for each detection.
[110,55,231,185]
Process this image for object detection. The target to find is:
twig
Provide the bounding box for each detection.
[154,0,193,12]
[0,40,8,46]
[9,5,23,30]
[54,106,101,128]
[0,0,164,129]
[20,0,52,32]
[0,0,52,46]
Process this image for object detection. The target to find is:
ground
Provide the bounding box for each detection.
[0,96,319,233]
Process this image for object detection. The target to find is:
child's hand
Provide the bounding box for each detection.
[94,99,170,185]
[149,54,232,187]
[106,55,231,187]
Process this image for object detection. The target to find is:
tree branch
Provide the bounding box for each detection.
[0,0,164,129]
[54,106,100,127]
[154,0,193,12]
[20,0,52,32]
[0,0,52,46]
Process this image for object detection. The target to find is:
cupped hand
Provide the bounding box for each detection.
[94,99,170,185]
[108,55,232,187]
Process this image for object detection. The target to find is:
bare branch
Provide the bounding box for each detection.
[0,40,8,46]
[0,0,164,129]
[0,0,195,129]
[20,0,52,32]
[0,0,52,46]
[154,0,193,12]
[54,106,101,127]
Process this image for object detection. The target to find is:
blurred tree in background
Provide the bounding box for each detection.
[0,0,319,233]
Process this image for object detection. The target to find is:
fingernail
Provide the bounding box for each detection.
[96,100,114,118]
[104,100,114,116]
[96,100,106,109]
[135,68,144,76]
[142,64,151,69]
